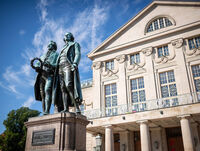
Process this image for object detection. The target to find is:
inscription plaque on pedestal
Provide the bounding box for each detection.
[32,129,55,146]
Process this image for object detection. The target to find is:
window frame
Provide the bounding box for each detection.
[159,70,178,107]
[145,15,175,34]
[130,53,140,65]
[157,45,170,58]
[191,64,200,93]
[105,60,114,71]
[130,77,146,112]
[104,83,118,116]
[187,35,200,50]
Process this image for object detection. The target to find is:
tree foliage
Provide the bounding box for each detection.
[0,107,40,151]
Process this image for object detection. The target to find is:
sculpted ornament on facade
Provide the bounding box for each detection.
[154,44,176,64]
[142,47,153,56]
[92,61,102,70]
[126,52,146,71]
[115,54,126,64]
[171,38,183,48]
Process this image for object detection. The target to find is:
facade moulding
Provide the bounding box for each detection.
[92,61,102,70]
[115,54,126,64]
[171,38,184,48]
[142,47,153,56]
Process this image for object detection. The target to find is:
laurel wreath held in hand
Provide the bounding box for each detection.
[30,58,43,70]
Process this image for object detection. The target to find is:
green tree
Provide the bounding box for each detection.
[0,107,40,151]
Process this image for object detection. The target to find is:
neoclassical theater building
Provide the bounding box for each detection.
[80,0,200,151]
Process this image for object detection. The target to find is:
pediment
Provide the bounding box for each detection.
[88,0,200,60]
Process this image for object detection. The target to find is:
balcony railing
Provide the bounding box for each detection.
[81,78,93,88]
[82,92,200,119]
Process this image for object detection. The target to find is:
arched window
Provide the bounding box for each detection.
[146,16,174,33]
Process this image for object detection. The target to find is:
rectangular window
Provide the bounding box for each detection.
[131,77,146,112]
[157,45,169,58]
[192,65,200,92]
[188,36,200,50]
[130,53,140,64]
[159,71,178,107]
[105,60,114,71]
[105,83,117,116]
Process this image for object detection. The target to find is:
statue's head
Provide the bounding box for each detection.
[47,41,57,51]
[63,32,74,42]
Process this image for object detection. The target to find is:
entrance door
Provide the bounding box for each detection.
[134,131,141,151]
[166,127,184,151]
[114,134,120,151]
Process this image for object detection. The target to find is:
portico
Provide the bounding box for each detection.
[86,103,200,151]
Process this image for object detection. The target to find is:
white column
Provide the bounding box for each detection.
[105,125,114,151]
[179,115,194,151]
[138,120,151,151]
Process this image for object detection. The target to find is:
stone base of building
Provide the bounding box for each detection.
[25,112,89,151]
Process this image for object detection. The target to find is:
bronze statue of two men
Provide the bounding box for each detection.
[32,32,82,115]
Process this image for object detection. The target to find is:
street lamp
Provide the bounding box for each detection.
[96,134,102,151]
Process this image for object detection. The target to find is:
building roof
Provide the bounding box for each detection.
[88,0,200,60]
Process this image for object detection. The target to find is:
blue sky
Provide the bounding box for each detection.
[0,0,152,133]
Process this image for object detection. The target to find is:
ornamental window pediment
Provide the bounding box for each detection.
[145,15,175,34]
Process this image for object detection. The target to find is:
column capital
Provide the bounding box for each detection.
[177,114,191,119]
[104,125,113,128]
[136,120,148,124]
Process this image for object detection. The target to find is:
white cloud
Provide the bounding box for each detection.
[0,81,22,97]
[22,96,35,108]
[91,4,108,50]
[0,64,35,98]
[3,66,21,83]
[1,0,110,102]
[25,0,109,73]
[21,64,31,76]
[37,0,48,21]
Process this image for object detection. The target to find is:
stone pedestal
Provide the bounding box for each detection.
[25,113,89,151]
